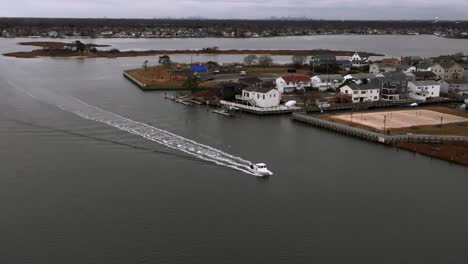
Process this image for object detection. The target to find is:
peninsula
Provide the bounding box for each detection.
[3,41,383,59]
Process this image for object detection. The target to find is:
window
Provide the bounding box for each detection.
[263,95,265,100]
[374,96,377,99]
[353,91,357,94]
[257,94,259,99]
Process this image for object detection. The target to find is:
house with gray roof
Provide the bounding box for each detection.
[350,52,370,67]
[408,81,441,101]
[340,81,380,103]
[369,63,399,74]
[311,74,345,90]
[431,62,464,80]
[439,79,468,93]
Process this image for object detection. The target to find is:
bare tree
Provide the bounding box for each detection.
[291,55,307,67]
[258,55,273,68]
[243,54,258,66]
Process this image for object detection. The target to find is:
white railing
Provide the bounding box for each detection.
[220,100,301,112]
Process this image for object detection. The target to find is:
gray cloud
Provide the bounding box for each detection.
[2,0,468,20]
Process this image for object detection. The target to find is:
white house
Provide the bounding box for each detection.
[344,73,376,84]
[407,81,440,101]
[369,63,398,74]
[439,80,468,93]
[340,83,380,103]
[350,52,370,67]
[310,74,345,91]
[275,75,311,93]
[238,86,281,108]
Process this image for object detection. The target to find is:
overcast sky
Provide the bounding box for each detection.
[2,0,468,20]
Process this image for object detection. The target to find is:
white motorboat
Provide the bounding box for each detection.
[249,163,273,176]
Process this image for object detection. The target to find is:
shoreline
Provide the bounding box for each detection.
[3,49,384,59]
[3,41,384,59]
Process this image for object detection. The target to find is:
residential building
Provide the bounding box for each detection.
[237,86,281,108]
[369,63,398,74]
[375,72,411,100]
[275,75,311,93]
[431,62,464,80]
[350,52,370,67]
[310,54,336,67]
[407,81,440,101]
[310,74,344,90]
[337,60,352,71]
[439,80,468,93]
[340,83,380,103]
[412,71,437,81]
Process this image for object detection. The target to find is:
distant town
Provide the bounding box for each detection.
[1,18,468,39]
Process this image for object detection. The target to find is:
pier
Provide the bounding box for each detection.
[220,101,301,115]
[292,113,468,145]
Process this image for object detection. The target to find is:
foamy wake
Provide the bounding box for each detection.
[18,86,258,176]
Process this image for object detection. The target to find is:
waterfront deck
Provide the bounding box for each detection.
[220,101,301,115]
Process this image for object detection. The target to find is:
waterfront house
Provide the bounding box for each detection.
[350,52,370,67]
[369,63,399,74]
[431,62,464,80]
[339,82,380,103]
[375,72,411,100]
[439,80,468,93]
[310,74,344,91]
[337,60,352,71]
[237,86,281,108]
[407,81,440,101]
[275,75,311,93]
[310,54,336,67]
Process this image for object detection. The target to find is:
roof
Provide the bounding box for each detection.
[412,71,437,77]
[354,52,369,58]
[243,86,276,93]
[441,79,468,84]
[281,75,311,82]
[347,73,375,79]
[312,74,344,81]
[409,81,440,86]
[415,61,432,69]
[434,62,461,69]
[343,82,380,91]
[376,71,408,81]
[189,64,208,72]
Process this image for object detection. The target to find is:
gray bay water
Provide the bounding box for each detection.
[0,38,467,263]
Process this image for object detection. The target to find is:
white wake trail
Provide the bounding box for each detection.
[15,86,259,176]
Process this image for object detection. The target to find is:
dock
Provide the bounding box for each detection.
[220,101,301,115]
[292,112,468,145]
